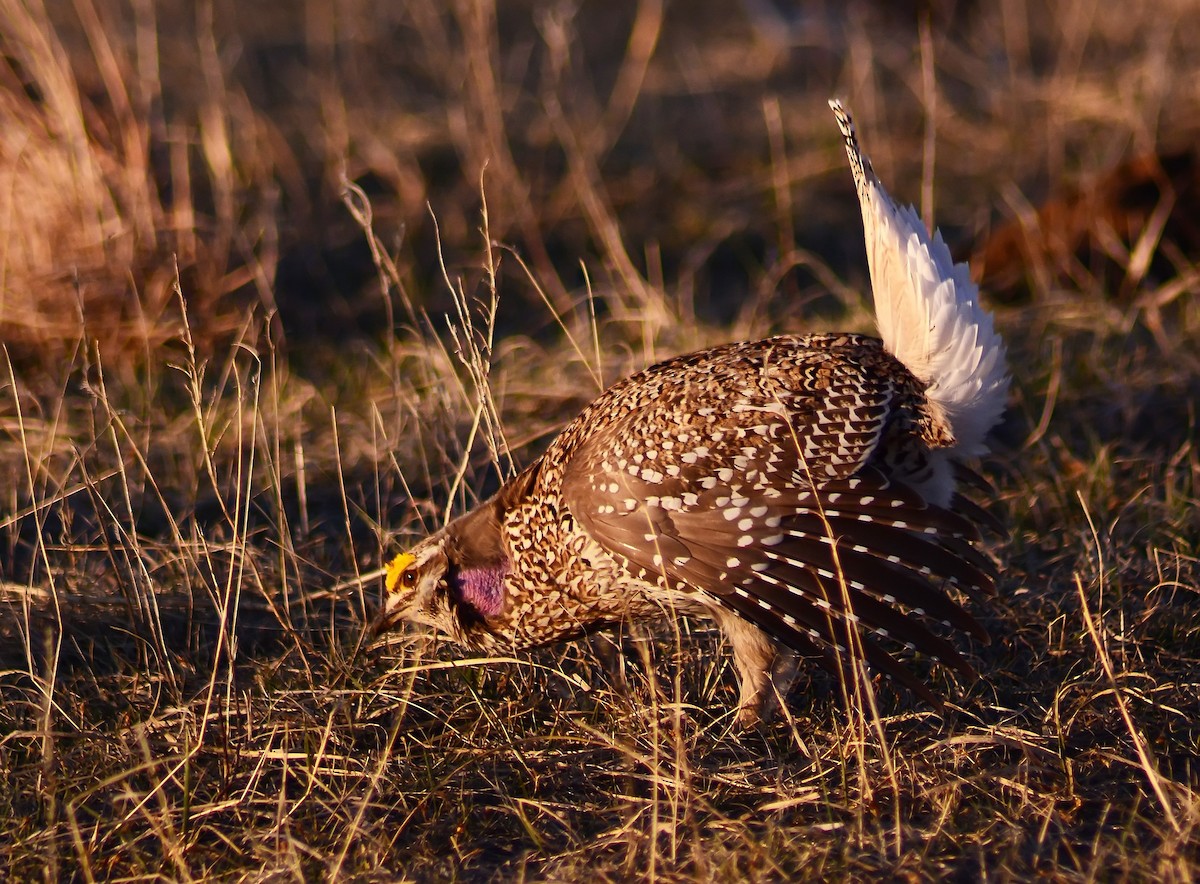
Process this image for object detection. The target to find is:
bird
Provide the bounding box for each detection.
[373,100,1009,728]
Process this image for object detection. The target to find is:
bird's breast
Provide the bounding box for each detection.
[493,499,668,646]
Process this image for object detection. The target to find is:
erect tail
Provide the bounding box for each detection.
[829,100,1009,458]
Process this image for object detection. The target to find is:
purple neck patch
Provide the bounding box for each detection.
[450,561,509,619]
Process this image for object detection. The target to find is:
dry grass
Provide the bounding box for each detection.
[2,0,1200,880]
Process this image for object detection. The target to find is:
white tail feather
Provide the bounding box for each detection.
[829,99,1009,459]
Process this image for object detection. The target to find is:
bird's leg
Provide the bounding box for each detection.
[588,631,630,697]
[758,649,801,724]
[716,611,778,728]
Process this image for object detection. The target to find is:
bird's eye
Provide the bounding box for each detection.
[385,553,421,596]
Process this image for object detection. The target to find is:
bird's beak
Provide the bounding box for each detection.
[370,610,393,639]
[371,593,405,638]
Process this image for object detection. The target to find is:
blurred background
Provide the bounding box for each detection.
[4,0,1198,353]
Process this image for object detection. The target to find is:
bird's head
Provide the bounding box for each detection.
[374,534,456,638]
[373,506,513,646]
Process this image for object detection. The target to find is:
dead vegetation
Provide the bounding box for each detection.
[2,0,1199,880]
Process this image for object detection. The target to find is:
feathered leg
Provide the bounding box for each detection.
[715,610,778,728]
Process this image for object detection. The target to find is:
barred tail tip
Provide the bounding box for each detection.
[829,98,1009,458]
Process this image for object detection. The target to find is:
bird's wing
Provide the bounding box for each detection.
[559,344,992,697]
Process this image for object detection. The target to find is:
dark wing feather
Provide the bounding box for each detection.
[951,491,1006,537]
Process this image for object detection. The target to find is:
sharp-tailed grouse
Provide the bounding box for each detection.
[374,101,1009,726]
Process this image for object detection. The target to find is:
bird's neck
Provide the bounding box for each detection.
[450,561,509,618]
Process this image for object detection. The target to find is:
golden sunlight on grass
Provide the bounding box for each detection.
[2,1,1199,879]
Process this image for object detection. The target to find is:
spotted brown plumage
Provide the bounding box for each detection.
[374,101,1010,727]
